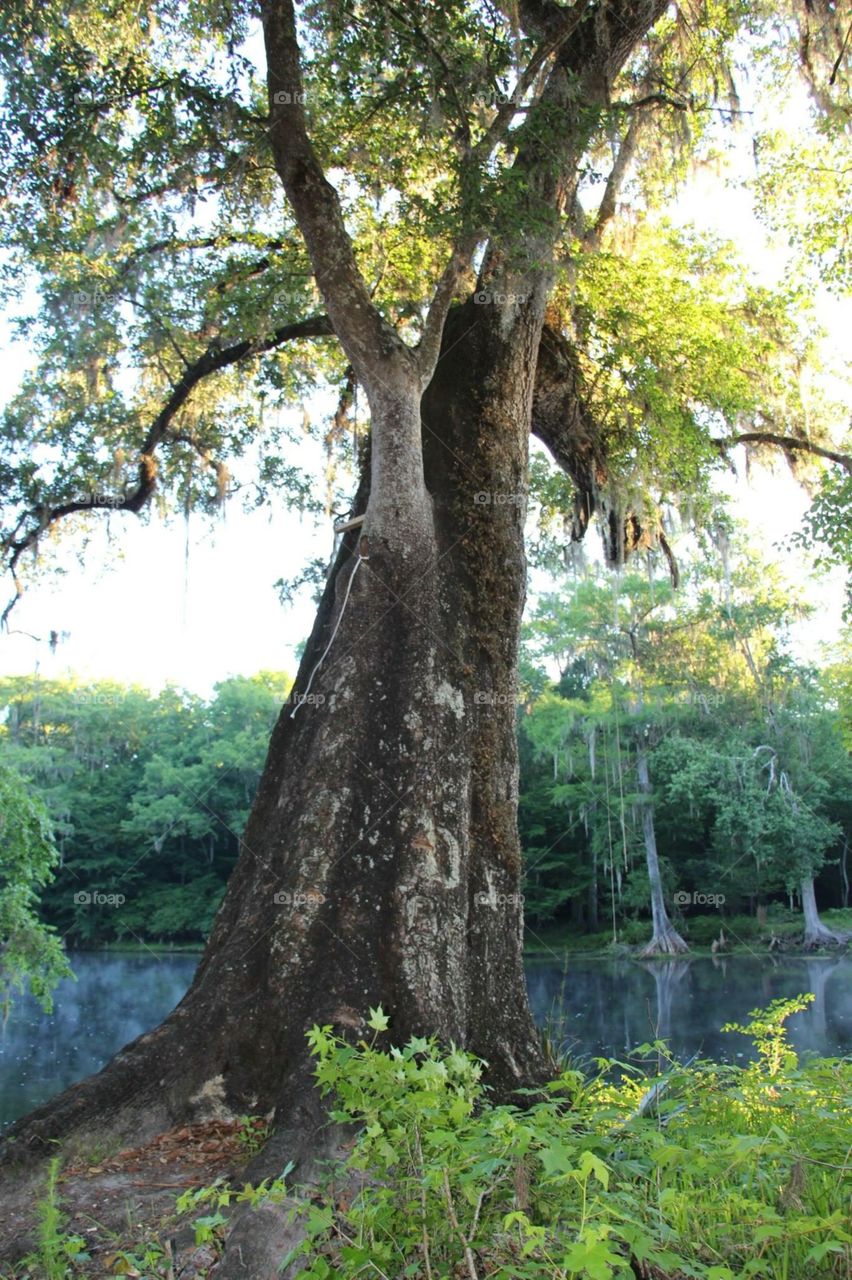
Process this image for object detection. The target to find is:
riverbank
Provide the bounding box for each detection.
[523,907,852,958]
[65,908,852,960]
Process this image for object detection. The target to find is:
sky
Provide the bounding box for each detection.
[0,44,848,697]
[0,426,841,698]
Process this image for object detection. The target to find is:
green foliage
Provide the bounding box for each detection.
[27,999,847,1278]
[0,760,71,1013]
[175,1171,292,1248]
[20,1156,89,1280]
[797,466,852,616]
[0,0,848,621]
[566,222,828,503]
[278,1003,852,1278]
[722,994,815,1077]
[518,539,851,936]
[0,671,290,944]
[235,1113,272,1157]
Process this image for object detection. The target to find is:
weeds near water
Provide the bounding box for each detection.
[279,998,851,1278]
[52,999,848,1279]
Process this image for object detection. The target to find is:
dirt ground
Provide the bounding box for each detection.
[0,1118,266,1277]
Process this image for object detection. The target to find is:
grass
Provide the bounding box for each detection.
[19,1158,89,1279]
[218,999,852,1278]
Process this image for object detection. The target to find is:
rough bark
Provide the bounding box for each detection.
[634,746,689,958]
[0,296,547,1154]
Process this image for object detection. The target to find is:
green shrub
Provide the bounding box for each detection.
[277,1001,851,1279]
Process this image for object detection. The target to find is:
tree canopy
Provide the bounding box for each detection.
[0,0,850,616]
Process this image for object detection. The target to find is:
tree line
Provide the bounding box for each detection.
[518,543,851,952]
[0,672,289,952]
[2,547,848,957]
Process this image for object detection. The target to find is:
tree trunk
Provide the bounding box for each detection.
[841,837,849,909]
[801,875,843,948]
[1,2,673,1267]
[634,745,689,958]
[0,304,549,1175]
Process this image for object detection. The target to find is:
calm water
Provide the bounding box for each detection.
[526,952,852,1065]
[1,951,850,1128]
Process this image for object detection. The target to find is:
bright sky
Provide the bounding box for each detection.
[0,51,848,696]
[0,407,841,698]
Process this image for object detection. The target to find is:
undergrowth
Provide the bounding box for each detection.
[12,998,851,1279]
[275,998,850,1279]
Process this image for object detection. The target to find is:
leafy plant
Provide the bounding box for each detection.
[0,762,72,1014]
[236,1114,272,1157]
[274,1003,851,1278]
[20,1157,89,1279]
[175,1172,292,1249]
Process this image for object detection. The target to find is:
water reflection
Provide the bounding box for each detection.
[1,951,850,1129]
[525,953,852,1066]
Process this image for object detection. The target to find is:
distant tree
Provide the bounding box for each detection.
[521,541,851,946]
[0,673,290,942]
[524,571,690,954]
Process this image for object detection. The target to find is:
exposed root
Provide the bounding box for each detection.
[802,923,847,950]
[636,928,690,959]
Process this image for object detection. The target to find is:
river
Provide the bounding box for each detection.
[1,951,849,1128]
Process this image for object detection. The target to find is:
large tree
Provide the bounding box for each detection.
[1,0,850,1269]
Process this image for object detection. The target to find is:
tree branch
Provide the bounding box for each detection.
[584,108,644,250]
[122,232,305,270]
[593,0,671,85]
[472,2,594,163]
[415,235,481,388]
[261,0,412,387]
[531,324,609,540]
[531,323,678,585]
[382,0,472,152]
[713,432,852,475]
[2,314,333,626]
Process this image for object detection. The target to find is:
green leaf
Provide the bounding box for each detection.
[367,1005,390,1032]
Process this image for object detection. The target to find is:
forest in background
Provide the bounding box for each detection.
[2,537,849,953]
